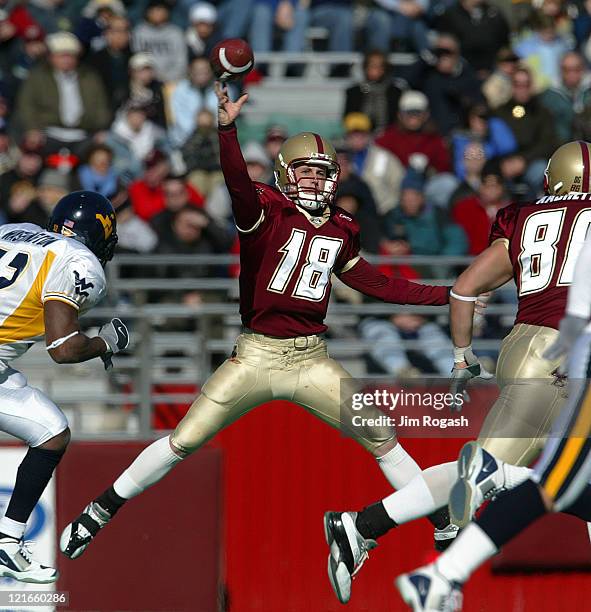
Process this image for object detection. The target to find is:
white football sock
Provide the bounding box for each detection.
[502,464,533,490]
[113,436,183,499]
[0,516,26,540]
[382,473,436,525]
[422,461,457,507]
[382,462,457,525]
[376,443,421,490]
[436,523,497,584]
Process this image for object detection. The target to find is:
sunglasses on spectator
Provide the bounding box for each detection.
[433,47,458,57]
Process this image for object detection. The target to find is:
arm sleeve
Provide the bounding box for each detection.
[566,235,591,319]
[42,250,107,312]
[218,123,265,232]
[489,202,519,246]
[338,258,450,305]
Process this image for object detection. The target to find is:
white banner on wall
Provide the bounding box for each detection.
[0,446,56,611]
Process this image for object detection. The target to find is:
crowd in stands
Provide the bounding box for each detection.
[0,0,587,375]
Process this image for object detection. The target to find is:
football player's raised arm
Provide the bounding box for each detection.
[450,241,513,349]
[338,258,450,305]
[44,300,108,364]
[216,82,263,231]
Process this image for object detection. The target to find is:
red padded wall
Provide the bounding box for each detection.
[214,400,591,612]
[52,402,591,611]
[56,443,222,612]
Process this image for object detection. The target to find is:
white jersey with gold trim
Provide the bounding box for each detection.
[0,223,106,362]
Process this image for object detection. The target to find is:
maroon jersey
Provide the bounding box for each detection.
[219,124,449,337]
[490,193,591,329]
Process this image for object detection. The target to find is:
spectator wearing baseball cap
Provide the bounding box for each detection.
[186,2,220,59]
[343,112,404,216]
[376,91,449,173]
[376,90,458,208]
[128,52,167,128]
[17,30,111,154]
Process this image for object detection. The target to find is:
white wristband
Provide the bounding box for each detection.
[46,330,79,351]
[450,289,478,302]
[454,345,471,363]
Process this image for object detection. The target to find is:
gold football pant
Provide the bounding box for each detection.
[477,323,567,465]
[170,331,396,455]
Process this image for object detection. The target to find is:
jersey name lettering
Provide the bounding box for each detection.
[1,230,58,247]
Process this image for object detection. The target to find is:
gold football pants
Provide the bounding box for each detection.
[171,331,396,455]
[477,323,567,465]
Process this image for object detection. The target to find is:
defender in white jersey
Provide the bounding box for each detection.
[0,191,129,583]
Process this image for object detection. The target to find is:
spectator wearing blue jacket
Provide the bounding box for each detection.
[383,168,468,261]
[168,56,233,147]
[451,102,517,180]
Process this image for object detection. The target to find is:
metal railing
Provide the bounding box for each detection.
[249,51,417,81]
[8,254,515,439]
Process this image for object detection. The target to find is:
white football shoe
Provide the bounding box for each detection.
[324,511,377,604]
[60,501,111,559]
[449,441,505,529]
[396,564,463,612]
[433,523,460,551]
[0,537,58,583]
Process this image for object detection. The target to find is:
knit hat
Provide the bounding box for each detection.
[401,168,425,192]
[243,141,270,167]
[46,32,82,55]
[399,90,429,113]
[190,2,217,24]
[343,112,372,133]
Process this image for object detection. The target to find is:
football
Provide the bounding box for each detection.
[209,38,254,82]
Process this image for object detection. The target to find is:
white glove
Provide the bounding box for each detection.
[450,347,494,412]
[544,314,588,361]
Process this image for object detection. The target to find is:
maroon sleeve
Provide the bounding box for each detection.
[489,202,519,245]
[218,123,264,231]
[431,136,451,173]
[339,258,450,305]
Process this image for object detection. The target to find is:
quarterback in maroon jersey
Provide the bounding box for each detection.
[326,141,591,605]
[59,83,455,564]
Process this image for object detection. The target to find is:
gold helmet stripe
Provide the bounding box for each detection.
[579,141,590,192]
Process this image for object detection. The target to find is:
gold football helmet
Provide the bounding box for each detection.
[274,132,340,212]
[544,141,591,195]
